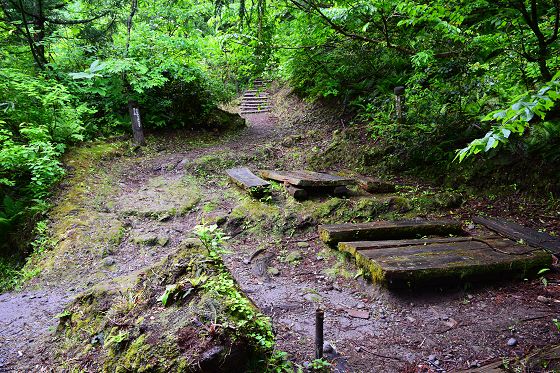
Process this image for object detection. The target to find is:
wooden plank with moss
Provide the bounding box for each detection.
[226,167,271,197]
[474,215,560,255]
[339,238,551,286]
[259,169,354,188]
[318,219,465,246]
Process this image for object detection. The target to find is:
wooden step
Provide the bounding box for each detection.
[318,220,465,246]
[339,237,551,285]
[474,216,560,255]
[242,94,269,98]
[239,105,271,110]
[241,102,271,106]
[226,167,270,197]
[242,99,270,103]
[259,170,353,188]
[240,110,271,114]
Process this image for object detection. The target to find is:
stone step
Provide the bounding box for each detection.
[318,220,466,247]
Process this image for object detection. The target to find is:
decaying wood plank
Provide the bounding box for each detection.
[338,237,477,255]
[259,170,354,188]
[285,184,308,200]
[468,345,560,372]
[473,216,560,255]
[226,167,270,197]
[340,238,551,285]
[318,220,465,246]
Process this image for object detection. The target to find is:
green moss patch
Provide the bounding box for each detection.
[118,176,201,220]
[54,245,276,371]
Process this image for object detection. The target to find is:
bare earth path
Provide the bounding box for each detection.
[1,102,559,372]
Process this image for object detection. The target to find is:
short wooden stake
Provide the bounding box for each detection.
[315,308,324,359]
[394,86,405,124]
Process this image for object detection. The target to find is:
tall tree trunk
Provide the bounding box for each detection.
[124,0,145,146]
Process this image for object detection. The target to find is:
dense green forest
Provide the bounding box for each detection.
[1,0,559,269]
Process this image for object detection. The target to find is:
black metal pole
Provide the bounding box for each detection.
[315,308,324,359]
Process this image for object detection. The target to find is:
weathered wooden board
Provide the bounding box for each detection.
[226,167,270,197]
[259,170,354,188]
[474,216,560,255]
[339,238,551,285]
[468,345,560,372]
[318,220,465,246]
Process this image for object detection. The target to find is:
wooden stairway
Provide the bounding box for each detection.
[240,79,271,115]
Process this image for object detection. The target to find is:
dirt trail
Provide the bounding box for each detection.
[1,101,559,372]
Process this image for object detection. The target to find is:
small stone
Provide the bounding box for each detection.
[355,346,362,352]
[323,342,335,354]
[242,259,250,265]
[296,241,310,248]
[302,361,311,369]
[428,354,437,362]
[103,257,116,267]
[537,295,551,303]
[406,316,416,322]
[285,250,302,264]
[469,360,480,368]
[267,267,280,276]
[507,337,518,347]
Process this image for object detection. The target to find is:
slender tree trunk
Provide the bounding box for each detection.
[124,0,145,146]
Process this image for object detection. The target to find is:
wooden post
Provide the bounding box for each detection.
[394,86,405,124]
[128,100,145,146]
[315,308,324,359]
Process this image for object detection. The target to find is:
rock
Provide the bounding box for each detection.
[296,241,310,248]
[102,257,116,267]
[157,237,169,246]
[199,345,225,371]
[323,342,335,354]
[267,267,280,276]
[346,309,370,319]
[357,176,396,193]
[507,337,518,347]
[537,295,551,303]
[285,250,302,264]
[469,360,481,368]
[355,346,362,352]
[179,237,202,249]
[428,354,437,362]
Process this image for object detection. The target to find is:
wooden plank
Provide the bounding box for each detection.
[343,239,551,285]
[285,184,308,200]
[259,170,354,188]
[226,167,270,197]
[338,237,478,255]
[318,220,465,246]
[468,345,560,372]
[474,216,560,255]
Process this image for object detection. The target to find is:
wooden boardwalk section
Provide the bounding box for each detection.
[319,218,552,287]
